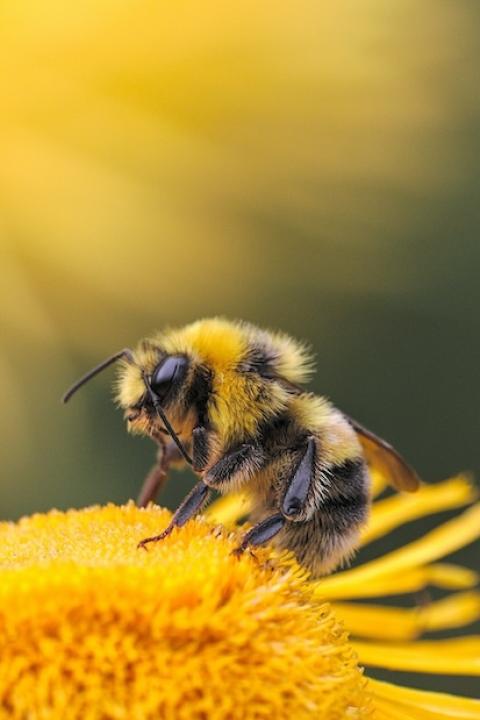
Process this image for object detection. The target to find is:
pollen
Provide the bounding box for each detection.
[0,504,371,720]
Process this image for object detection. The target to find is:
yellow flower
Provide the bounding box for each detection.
[1,475,479,719]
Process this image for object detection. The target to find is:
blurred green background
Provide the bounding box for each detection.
[1,0,479,696]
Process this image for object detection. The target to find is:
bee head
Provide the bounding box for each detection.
[62,318,314,457]
[117,344,200,443]
[62,345,195,465]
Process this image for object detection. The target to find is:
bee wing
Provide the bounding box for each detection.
[345,416,420,492]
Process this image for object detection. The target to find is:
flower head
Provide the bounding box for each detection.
[1,475,480,719]
[0,504,370,719]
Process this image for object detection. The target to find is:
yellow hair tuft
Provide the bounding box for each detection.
[158,318,248,369]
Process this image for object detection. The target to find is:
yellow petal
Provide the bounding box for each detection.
[205,492,251,525]
[358,502,480,578]
[332,592,480,641]
[362,475,476,546]
[373,697,427,720]
[420,591,480,632]
[318,563,478,601]
[374,696,478,720]
[426,563,479,590]
[315,503,480,597]
[370,678,480,720]
[370,468,388,499]
[354,637,480,675]
[332,602,421,641]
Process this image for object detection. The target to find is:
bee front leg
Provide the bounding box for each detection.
[137,481,212,550]
[202,440,265,490]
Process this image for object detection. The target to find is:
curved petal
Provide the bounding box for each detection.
[318,563,478,601]
[205,492,251,525]
[370,468,388,499]
[362,475,476,546]
[315,504,480,597]
[370,678,480,720]
[354,637,480,674]
[332,592,480,641]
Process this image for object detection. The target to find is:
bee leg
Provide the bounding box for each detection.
[231,514,285,556]
[203,442,264,489]
[192,426,210,472]
[137,458,168,508]
[137,481,211,549]
[137,442,183,507]
[281,436,316,518]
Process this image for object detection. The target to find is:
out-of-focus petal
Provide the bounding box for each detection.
[205,492,251,525]
[353,637,480,675]
[371,679,480,720]
[362,475,476,546]
[426,564,479,590]
[332,592,480,641]
[314,504,480,598]
[370,468,388,499]
[318,564,478,601]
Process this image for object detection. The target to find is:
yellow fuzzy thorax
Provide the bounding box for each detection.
[159,318,249,370]
[209,369,288,441]
[156,318,313,383]
[158,318,299,441]
[116,318,315,441]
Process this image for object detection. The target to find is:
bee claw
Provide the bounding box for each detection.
[230,546,259,564]
[137,531,169,550]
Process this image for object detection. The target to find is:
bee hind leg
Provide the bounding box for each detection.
[137,481,211,550]
[231,513,285,557]
[281,436,316,519]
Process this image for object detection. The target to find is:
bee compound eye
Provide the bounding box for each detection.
[149,355,187,402]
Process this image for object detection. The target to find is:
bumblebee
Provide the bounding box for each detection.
[63,318,419,576]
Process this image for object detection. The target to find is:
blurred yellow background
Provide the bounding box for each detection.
[1,0,479,692]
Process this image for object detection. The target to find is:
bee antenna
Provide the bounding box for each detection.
[142,373,193,466]
[62,348,135,404]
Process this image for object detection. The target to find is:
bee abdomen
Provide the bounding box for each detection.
[280,457,370,575]
[319,487,370,532]
[316,457,370,526]
[325,457,370,502]
[281,518,364,576]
